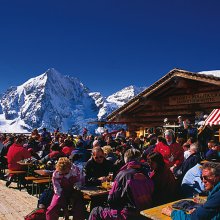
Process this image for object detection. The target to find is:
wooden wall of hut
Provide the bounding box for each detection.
[108,72,220,136]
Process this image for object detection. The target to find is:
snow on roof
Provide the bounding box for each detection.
[198,70,220,78]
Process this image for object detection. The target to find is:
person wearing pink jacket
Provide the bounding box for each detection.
[46,157,86,220]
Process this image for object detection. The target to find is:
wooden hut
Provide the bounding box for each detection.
[106,68,220,137]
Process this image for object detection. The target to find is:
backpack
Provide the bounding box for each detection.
[24,208,46,220]
[127,172,154,210]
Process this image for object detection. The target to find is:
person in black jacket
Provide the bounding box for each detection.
[88,148,154,220]
[174,143,201,181]
[84,147,113,186]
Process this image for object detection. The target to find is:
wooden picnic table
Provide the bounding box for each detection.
[201,160,209,164]
[81,185,110,197]
[17,161,33,166]
[17,161,33,176]
[34,169,53,177]
[140,197,207,220]
[33,169,53,187]
[31,170,54,197]
[141,201,178,220]
[80,185,111,211]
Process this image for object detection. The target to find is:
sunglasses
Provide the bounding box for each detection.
[200,175,214,181]
[94,156,104,159]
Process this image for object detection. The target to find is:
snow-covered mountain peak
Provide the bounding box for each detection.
[107,85,145,105]
[97,85,146,120]
[44,68,68,86]
[0,69,145,134]
[45,67,60,76]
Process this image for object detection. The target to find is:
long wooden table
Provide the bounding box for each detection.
[81,185,110,197]
[80,185,110,211]
[140,197,207,220]
[31,170,54,196]
[141,201,178,220]
[34,169,54,177]
[17,161,33,176]
[201,160,209,164]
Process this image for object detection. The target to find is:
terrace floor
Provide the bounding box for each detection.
[0,179,38,220]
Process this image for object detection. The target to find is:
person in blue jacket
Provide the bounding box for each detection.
[181,163,205,198]
[162,161,220,220]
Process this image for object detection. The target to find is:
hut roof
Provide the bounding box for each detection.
[107,68,220,122]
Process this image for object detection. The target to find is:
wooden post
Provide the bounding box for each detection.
[219,129,220,143]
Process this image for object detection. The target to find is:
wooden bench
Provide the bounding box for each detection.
[25,176,50,191]
[32,178,51,197]
[25,176,49,181]
[0,162,6,175]
[8,170,26,190]
[8,170,26,175]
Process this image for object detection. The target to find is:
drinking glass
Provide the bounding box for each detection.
[108,172,114,185]
[193,192,200,203]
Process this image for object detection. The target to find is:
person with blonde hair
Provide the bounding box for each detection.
[46,157,85,220]
[102,145,117,163]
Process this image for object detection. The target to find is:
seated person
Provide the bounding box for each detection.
[147,152,178,206]
[153,136,171,165]
[173,143,201,181]
[28,148,41,161]
[182,142,191,161]
[102,145,117,163]
[40,142,65,164]
[141,138,157,160]
[84,147,113,186]
[164,129,184,172]
[113,145,125,175]
[6,135,31,186]
[181,163,205,198]
[70,141,91,163]
[105,136,118,151]
[206,140,220,162]
[40,127,52,145]
[31,128,41,141]
[0,135,14,170]
[27,137,41,153]
[162,162,220,220]
[61,139,75,156]
[89,148,154,220]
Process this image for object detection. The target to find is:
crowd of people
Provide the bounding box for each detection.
[0,124,219,220]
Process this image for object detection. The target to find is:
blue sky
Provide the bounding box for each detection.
[0,0,220,97]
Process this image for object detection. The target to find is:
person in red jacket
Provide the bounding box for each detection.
[61,139,75,156]
[154,136,171,165]
[164,129,184,172]
[6,135,31,186]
